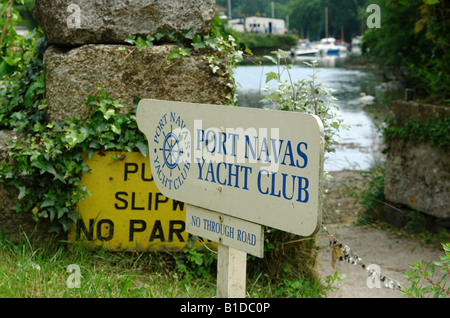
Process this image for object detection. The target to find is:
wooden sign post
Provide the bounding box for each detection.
[136,99,324,298]
[217,244,247,298]
[186,204,263,297]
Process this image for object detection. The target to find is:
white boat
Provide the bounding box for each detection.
[290,40,320,57]
[316,37,342,56]
[351,36,363,56]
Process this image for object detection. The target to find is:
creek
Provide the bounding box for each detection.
[234,56,404,172]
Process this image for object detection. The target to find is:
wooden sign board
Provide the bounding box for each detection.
[137,99,324,237]
[186,204,264,257]
[68,152,216,251]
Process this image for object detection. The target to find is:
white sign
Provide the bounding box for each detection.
[137,99,324,237]
[186,204,264,257]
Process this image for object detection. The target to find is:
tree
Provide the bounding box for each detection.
[289,0,365,42]
[362,0,449,103]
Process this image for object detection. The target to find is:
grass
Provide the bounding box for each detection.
[0,232,334,298]
[0,234,217,298]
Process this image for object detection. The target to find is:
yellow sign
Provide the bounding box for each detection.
[68,152,215,251]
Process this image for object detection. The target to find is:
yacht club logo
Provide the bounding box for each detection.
[152,112,191,190]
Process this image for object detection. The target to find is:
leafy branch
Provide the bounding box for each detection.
[401,242,450,298]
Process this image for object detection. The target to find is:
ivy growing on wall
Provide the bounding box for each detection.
[122,17,243,105]
[0,13,242,234]
[383,116,450,152]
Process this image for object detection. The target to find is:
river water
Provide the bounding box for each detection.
[234,56,403,172]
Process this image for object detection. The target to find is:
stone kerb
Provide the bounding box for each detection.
[34,0,216,46]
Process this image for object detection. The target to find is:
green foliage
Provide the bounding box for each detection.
[343,165,386,224]
[235,32,298,51]
[401,242,450,298]
[216,0,294,20]
[1,86,149,233]
[289,0,366,42]
[383,116,450,151]
[10,0,36,30]
[124,34,155,51]
[261,49,346,153]
[362,0,449,103]
[0,1,37,79]
[174,237,217,279]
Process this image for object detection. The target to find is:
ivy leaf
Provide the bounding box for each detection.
[265,72,279,83]
[182,29,194,40]
[192,34,206,50]
[167,49,182,62]
[41,199,55,208]
[135,37,148,51]
[263,55,277,65]
[103,108,116,120]
[2,56,18,66]
[135,141,149,156]
[0,60,14,77]
[124,34,136,45]
[203,35,218,49]
[145,34,155,45]
[66,130,86,148]
[154,29,166,41]
[167,48,191,64]
[18,186,27,200]
[111,122,121,134]
[25,78,45,100]
[210,65,219,73]
[57,207,69,219]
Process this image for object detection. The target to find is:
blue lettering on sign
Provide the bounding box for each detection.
[196,159,252,190]
[257,170,309,203]
[194,128,313,204]
[189,215,258,246]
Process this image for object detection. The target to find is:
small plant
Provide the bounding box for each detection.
[174,237,217,279]
[261,50,347,154]
[342,164,386,225]
[251,50,348,296]
[401,242,450,298]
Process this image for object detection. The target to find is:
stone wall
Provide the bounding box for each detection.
[383,100,450,231]
[0,0,232,243]
[44,44,232,122]
[34,0,216,46]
